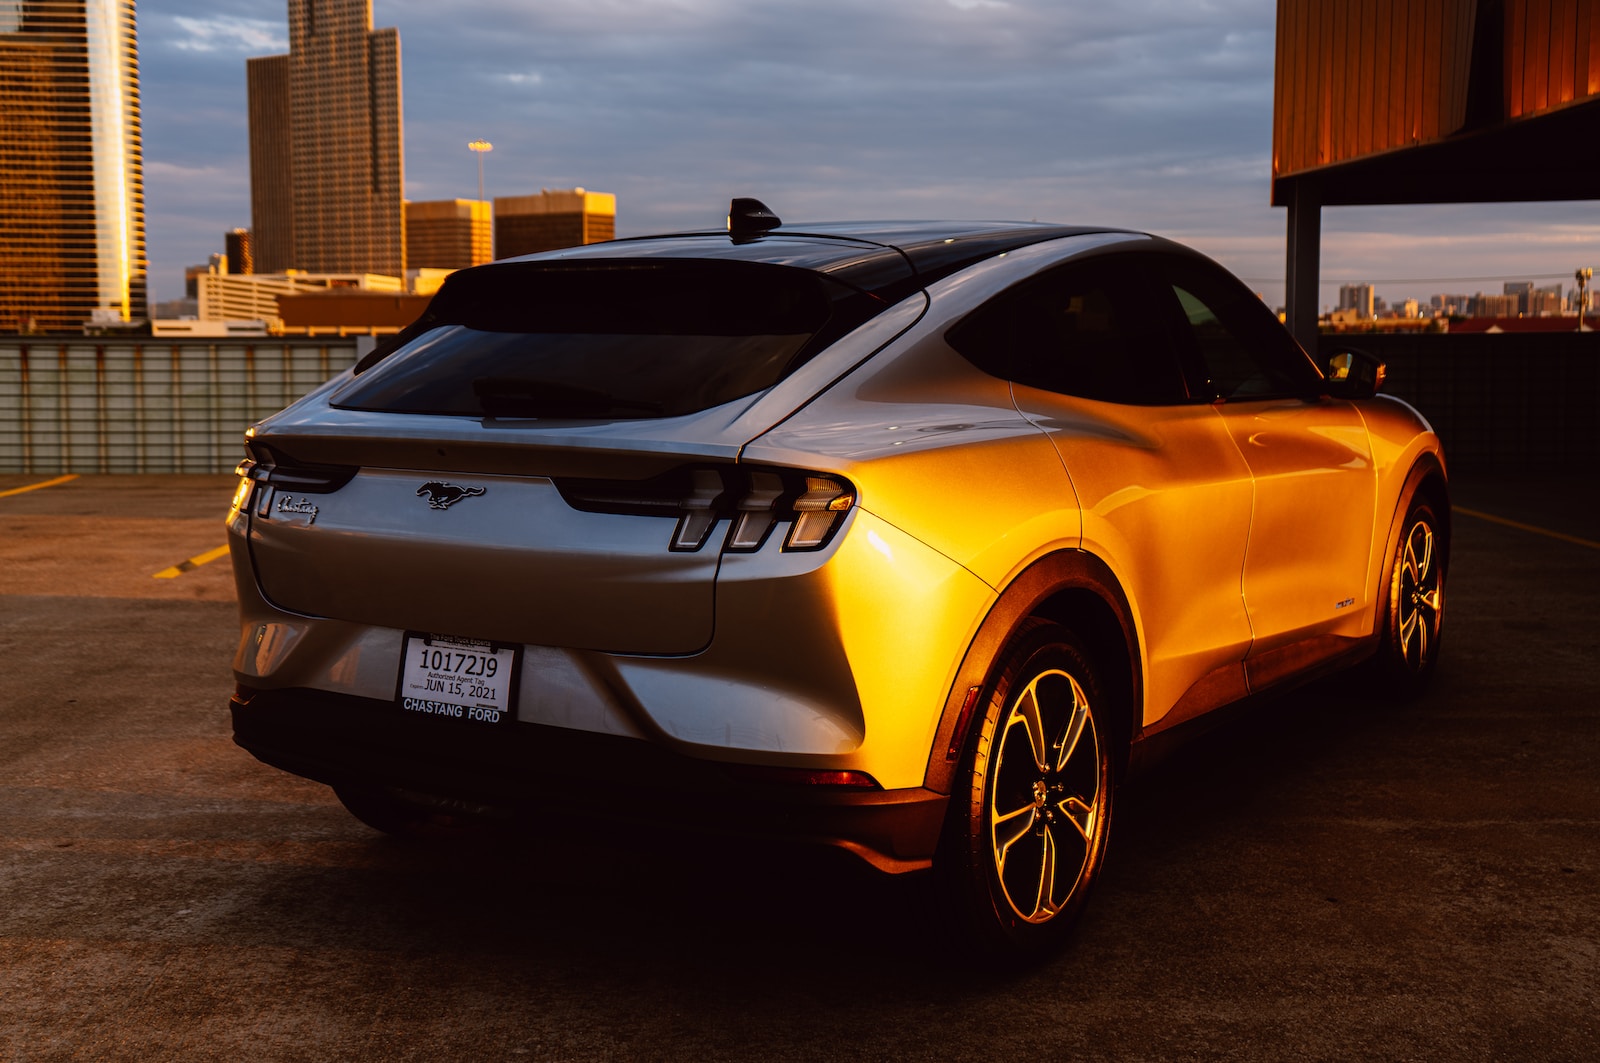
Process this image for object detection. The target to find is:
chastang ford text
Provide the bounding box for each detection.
[402,697,505,723]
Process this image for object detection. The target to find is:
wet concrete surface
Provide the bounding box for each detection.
[0,473,1596,1061]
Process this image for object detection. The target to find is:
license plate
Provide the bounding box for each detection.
[397,633,518,725]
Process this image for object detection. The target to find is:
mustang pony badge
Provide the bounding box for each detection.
[418,481,487,510]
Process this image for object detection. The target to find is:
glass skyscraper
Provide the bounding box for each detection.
[0,0,147,332]
[249,0,404,277]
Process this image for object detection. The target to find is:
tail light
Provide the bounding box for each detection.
[232,443,360,526]
[237,443,359,493]
[556,465,856,554]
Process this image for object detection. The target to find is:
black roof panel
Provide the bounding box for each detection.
[504,221,1124,300]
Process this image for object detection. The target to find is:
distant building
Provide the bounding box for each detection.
[150,318,272,338]
[197,270,403,328]
[1528,287,1563,316]
[494,189,616,258]
[248,0,405,276]
[185,255,229,298]
[406,268,455,296]
[405,200,492,270]
[1472,292,1520,317]
[0,0,148,332]
[276,290,429,332]
[1337,283,1375,318]
[152,297,199,319]
[226,229,255,276]
[1503,281,1534,315]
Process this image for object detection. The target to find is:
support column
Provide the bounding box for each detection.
[1285,180,1322,354]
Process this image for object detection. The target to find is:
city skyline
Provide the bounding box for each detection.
[133,0,1599,306]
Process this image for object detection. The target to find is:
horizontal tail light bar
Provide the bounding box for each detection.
[237,444,359,493]
[555,464,856,554]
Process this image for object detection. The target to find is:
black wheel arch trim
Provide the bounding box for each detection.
[922,549,1142,795]
[1378,451,1451,604]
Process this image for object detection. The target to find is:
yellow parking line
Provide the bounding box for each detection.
[154,544,231,579]
[0,474,79,499]
[1455,506,1600,551]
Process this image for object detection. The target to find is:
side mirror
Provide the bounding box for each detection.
[1322,347,1386,399]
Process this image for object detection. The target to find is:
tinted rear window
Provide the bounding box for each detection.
[331,260,884,419]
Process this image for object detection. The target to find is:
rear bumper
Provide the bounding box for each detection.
[231,686,948,873]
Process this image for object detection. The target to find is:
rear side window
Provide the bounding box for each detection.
[947,257,1192,405]
[332,261,883,418]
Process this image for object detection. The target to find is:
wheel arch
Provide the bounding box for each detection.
[922,549,1142,795]
[1380,451,1451,596]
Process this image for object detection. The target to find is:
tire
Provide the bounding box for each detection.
[936,621,1115,959]
[334,784,428,837]
[1372,498,1446,698]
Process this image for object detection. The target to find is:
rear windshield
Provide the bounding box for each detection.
[331,260,886,419]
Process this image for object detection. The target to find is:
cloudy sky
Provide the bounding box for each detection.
[138,0,1598,308]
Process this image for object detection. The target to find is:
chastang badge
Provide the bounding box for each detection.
[418,481,486,510]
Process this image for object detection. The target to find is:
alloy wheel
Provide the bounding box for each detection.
[987,667,1103,924]
[1398,516,1444,671]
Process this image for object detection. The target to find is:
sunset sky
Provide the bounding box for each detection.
[138,0,1599,308]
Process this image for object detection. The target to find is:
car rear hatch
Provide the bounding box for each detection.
[240,254,903,655]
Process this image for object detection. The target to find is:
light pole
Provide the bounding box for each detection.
[468,139,493,203]
[1578,268,1593,332]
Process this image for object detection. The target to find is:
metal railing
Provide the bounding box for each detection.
[0,338,361,474]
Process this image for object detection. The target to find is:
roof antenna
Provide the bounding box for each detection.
[728,198,781,242]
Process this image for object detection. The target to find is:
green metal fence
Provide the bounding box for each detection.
[0,337,361,474]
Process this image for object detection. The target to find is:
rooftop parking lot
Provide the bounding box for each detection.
[1,472,1596,1061]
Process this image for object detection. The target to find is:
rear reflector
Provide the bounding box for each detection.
[727,765,882,790]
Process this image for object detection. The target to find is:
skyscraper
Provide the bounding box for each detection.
[246,53,292,274]
[0,0,148,332]
[248,0,404,277]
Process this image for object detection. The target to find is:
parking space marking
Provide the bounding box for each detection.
[1455,506,1599,551]
[0,474,79,499]
[153,544,231,579]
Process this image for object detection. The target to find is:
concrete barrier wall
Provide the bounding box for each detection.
[1319,332,1600,473]
[0,338,361,474]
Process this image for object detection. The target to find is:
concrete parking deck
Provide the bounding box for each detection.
[1,473,1595,1061]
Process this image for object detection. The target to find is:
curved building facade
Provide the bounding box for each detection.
[0,0,147,333]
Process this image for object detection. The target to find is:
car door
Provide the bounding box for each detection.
[949,254,1256,729]
[1157,254,1378,682]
